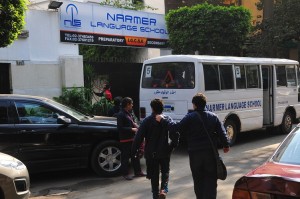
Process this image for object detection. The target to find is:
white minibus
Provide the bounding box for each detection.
[139,55,300,145]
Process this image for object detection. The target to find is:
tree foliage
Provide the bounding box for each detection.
[0,0,28,48]
[166,3,252,55]
[53,87,113,116]
[79,45,139,62]
[248,0,300,58]
[99,0,155,11]
[173,0,230,7]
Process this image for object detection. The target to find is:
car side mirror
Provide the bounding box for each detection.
[57,116,71,124]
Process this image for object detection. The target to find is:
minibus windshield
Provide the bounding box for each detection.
[141,62,195,89]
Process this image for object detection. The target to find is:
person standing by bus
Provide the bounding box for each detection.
[103,84,112,101]
[117,97,146,180]
[108,96,122,117]
[156,93,230,199]
[94,84,112,101]
[132,99,179,199]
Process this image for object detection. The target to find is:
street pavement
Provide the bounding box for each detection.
[30,130,286,199]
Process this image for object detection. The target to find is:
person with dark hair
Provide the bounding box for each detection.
[117,97,146,180]
[156,93,230,199]
[108,96,122,117]
[132,99,179,199]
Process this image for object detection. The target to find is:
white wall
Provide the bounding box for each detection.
[60,55,84,88]
[0,9,84,99]
[0,10,78,61]
[27,10,78,61]
[138,0,171,61]
[0,39,30,61]
[11,62,63,97]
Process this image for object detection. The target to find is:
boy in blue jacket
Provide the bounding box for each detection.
[132,99,179,199]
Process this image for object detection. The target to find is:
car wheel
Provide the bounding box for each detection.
[91,140,122,177]
[224,120,238,146]
[281,111,293,134]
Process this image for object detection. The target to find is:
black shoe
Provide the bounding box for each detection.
[134,172,147,177]
[123,175,133,180]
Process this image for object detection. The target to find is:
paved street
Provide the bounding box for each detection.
[30,130,286,199]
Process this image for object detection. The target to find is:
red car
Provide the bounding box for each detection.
[232,124,300,198]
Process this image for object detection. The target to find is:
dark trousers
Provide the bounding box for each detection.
[120,141,141,175]
[146,157,170,199]
[189,150,217,199]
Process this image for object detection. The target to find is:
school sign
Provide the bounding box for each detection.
[60,1,169,48]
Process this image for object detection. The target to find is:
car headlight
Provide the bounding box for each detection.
[0,160,27,170]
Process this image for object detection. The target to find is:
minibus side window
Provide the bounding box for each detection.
[203,64,220,91]
[298,65,300,102]
[235,65,246,89]
[219,64,234,90]
[246,65,260,88]
[276,65,287,87]
[286,65,296,87]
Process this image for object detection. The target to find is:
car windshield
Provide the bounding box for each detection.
[272,127,300,165]
[46,99,89,121]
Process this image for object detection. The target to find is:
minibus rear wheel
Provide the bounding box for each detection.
[224,120,237,146]
[281,110,293,134]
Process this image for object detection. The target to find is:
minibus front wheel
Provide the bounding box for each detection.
[224,120,238,146]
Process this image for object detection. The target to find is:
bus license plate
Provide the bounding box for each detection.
[164,105,174,112]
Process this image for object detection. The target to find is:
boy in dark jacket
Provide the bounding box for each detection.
[132,99,179,199]
[156,93,230,199]
[117,97,145,180]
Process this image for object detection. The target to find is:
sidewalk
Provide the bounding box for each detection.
[31,197,65,199]
[30,189,69,199]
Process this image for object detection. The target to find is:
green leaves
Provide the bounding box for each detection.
[54,87,93,115]
[166,3,251,55]
[99,0,155,11]
[0,0,28,47]
[248,0,300,57]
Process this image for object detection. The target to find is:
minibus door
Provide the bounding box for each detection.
[262,65,274,125]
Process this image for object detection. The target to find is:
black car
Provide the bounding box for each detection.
[0,94,121,176]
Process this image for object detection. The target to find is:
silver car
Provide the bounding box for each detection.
[0,152,30,199]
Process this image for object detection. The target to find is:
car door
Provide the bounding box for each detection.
[0,99,19,156]
[13,100,85,172]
